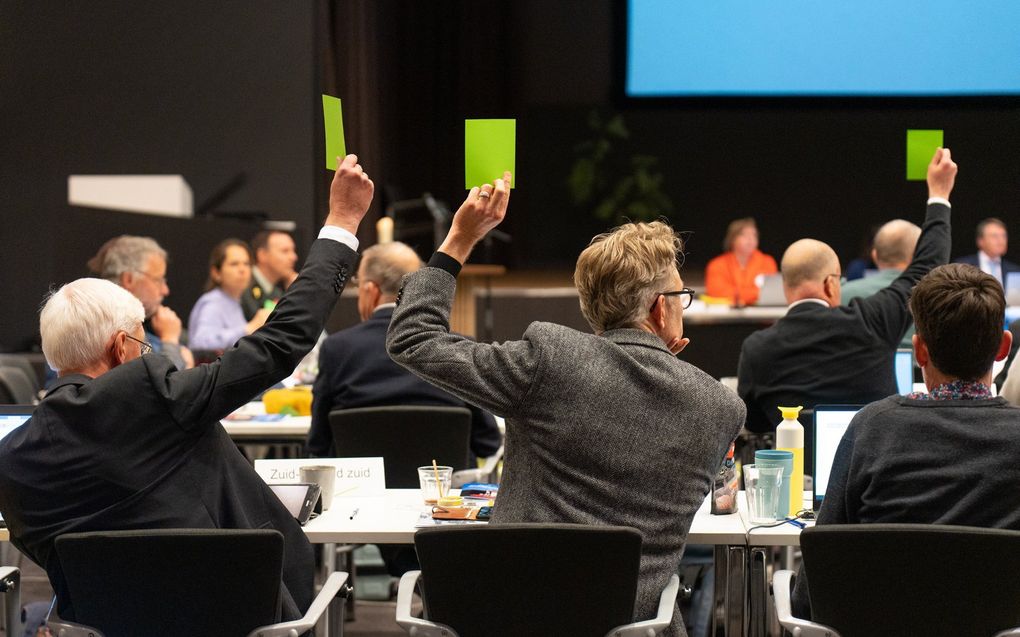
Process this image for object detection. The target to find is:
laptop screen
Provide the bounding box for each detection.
[894,349,914,395]
[0,406,32,444]
[813,406,862,509]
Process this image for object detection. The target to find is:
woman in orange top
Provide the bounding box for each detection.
[705,217,778,306]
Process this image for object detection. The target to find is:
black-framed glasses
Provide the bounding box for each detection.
[124,333,153,356]
[650,288,696,311]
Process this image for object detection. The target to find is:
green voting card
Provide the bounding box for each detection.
[465,119,516,189]
[906,129,943,181]
[322,95,346,171]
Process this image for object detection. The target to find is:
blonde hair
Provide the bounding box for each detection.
[574,221,684,333]
[40,278,145,372]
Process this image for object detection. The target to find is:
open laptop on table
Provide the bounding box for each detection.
[812,405,862,513]
[0,405,35,527]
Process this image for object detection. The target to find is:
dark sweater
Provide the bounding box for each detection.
[792,394,1020,618]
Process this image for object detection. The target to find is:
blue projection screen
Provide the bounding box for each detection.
[626,1,1020,97]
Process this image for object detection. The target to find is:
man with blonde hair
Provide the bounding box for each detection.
[387,173,745,636]
[0,154,374,626]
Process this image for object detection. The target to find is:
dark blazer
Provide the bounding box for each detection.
[0,238,357,623]
[953,253,1020,282]
[308,306,502,459]
[738,203,951,433]
[240,272,285,321]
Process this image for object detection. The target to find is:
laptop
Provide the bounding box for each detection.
[812,405,862,512]
[757,274,786,306]
[0,405,34,526]
[894,349,914,395]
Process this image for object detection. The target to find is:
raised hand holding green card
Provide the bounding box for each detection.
[906,129,943,181]
[322,95,346,171]
[465,119,516,189]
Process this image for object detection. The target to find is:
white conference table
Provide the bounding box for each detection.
[303,489,791,637]
[221,416,310,441]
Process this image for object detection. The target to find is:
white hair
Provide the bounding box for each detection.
[40,278,145,372]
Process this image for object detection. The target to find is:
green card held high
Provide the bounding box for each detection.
[322,95,346,171]
[906,129,943,181]
[465,119,516,189]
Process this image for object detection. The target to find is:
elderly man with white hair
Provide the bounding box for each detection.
[87,234,193,369]
[0,154,374,625]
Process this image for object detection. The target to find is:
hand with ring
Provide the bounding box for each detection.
[437,171,512,264]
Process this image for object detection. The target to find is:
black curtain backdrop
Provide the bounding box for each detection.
[2,0,1019,350]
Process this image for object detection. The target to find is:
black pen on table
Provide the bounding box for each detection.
[349,507,360,520]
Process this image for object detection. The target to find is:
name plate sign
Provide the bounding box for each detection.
[255,457,386,498]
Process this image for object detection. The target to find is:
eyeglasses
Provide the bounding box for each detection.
[650,288,696,311]
[134,271,167,287]
[124,334,153,356]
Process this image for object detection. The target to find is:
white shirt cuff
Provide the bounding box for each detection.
[926,197,951,208]
[317,225,359,251]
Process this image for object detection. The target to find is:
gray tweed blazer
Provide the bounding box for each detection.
[387,264,745,637]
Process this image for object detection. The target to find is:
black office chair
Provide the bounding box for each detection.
[396,524,679,637]
[774,524,1020,637]
[0,354,41,396]
[328,405,473,488]
[45,529,351,637]
[0,366,37,405]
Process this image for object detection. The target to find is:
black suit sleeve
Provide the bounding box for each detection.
[152,239,358,430]
[308,341,339,457]
[854,203,951,347]
[737,339,770,434]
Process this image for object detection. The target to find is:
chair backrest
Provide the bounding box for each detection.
[801,524,1020,637]
[0,366,36,405]
[0,354,40,394]
[414,524,641,637]
[328,405,472,488]
[55,529,284,637]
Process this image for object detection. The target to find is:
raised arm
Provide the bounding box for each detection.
[387,173,547,418]
[162,155,374,427]
[856,148,956,345]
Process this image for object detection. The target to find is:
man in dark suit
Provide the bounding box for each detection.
[240,230,300,320]
[738,148,957,432]
[0,154,374,624]
[308,240,501,459]
[954,217,1020,287]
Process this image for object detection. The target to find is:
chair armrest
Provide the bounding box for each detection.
[773,570,841,637]
[994,630,1020,637]
[0,567,25,637]
[395,570,459,637]
[605,573,680,637]
[452,446,505,488]
[247,571,351,637]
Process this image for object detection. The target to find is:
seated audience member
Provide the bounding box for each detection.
[843,223,881,281]
[791,263,1019,619]
[386,173,746,636]
[308,241,501,459]
[840,219,922,348]
[241,230,299,320]
[87,235,193,370]
[0,155,373,623]
[954,217,1019,286]
[704,217,778,305]
[738,149,956,432]
[188,239,271,350]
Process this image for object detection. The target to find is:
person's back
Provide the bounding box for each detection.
[791,262,1019,619]
[387,176,744,636]
[738,149,956,432]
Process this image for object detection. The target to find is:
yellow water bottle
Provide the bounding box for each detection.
[776,406,804,517]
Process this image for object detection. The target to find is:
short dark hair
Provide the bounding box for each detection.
[976,217,1007,241]
[909,264,1005,381]
[250,230,291,255]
